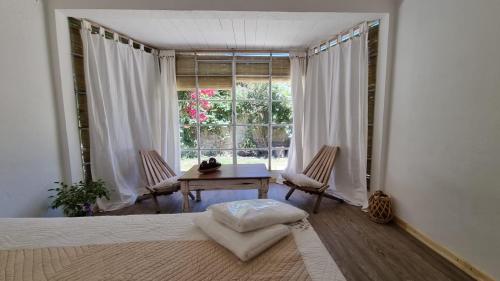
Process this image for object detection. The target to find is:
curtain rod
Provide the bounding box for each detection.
[308,19,380,56]
[174,49,302,54]
[80,18,160,53]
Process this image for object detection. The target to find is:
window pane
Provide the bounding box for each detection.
[198,62,232,76]
[81,145,90,163]
[271,149,289,170]
[236,101,268,124]
[77,94,88,128]
[200,150,233,165]
[236,125,268,149]
[200,125,232,149]
[180,95,232,125]
[177,90,195,101]
[272,56,290,77]
[198,88,231,100]
[200,101,232,125]
[199,76,232,89]
[236,150,269,168]
[272,101,293,124]
[181,150,198,171]
[176,55,195,75]
[178,100,197,125]
[272,125,292,148]
[177,77,196,90]
[236,79,269,100]
[180,125,197,149]
[80,129,90,157]
[236,62,269,75]
[271,80,291,100]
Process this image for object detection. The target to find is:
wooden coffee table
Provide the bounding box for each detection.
[178,164,270,212]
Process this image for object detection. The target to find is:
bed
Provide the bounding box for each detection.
[0,213,345,281]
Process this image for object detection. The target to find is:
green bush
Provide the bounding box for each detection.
[48,179,110,217]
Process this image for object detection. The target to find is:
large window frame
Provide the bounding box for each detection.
[177,52,292,172]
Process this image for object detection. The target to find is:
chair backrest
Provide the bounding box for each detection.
[303,145,339,185]
[139,150,177,187]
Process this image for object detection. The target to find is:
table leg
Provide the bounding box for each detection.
[181,181,190,212]
[259,179,269,199]
[196,190,201,202]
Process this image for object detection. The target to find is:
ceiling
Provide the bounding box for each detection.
[66,10,382,50]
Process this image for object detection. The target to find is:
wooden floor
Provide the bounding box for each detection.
[102,184,473,281]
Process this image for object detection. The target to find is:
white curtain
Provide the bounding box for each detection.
[302,23,369,208]
[81,27,161,211]
[285,51,307,173]
[159,50,181,174]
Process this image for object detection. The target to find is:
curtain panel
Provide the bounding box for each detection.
[159,50,181,174]
[301,23,369,207]
[81,28,180,211]
[285,51,307,174]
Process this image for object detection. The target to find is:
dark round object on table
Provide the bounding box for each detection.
[198,162,221,174]
[198,157,221,173]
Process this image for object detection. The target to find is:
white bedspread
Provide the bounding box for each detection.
[0,213,345,281]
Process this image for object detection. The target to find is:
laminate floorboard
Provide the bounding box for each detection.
[101,184,474,281]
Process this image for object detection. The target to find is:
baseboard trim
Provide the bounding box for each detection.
[394,217,494,281]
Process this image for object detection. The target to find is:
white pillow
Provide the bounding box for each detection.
[150,175,180,191]
[208,199,308,232]
[192,211,290,261]
[282,172,324,189]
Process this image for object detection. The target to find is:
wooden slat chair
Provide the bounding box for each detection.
[283,145,341,213]
[139,150,195,213]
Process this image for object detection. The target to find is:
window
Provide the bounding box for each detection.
[68,17,92,182]
[176,52,291,171]
[367,21,380,189]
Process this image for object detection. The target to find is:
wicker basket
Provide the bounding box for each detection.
[368,190,394,224]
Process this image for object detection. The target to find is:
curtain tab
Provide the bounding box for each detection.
[159,50,175,59]
[360,21,368,33]
[82,20,92,31]
[289,51,307,59]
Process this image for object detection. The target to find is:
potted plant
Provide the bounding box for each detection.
[48,179,110,217]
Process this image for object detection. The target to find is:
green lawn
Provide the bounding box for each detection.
[181,156,288,172]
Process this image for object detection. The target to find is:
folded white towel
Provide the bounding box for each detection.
[192,211,290,261]
[208,199,308,232]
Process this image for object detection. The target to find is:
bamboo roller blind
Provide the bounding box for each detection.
[176,53,291,90]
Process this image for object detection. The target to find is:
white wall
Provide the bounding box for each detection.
[0,0,63,217]
[386,0,500,279]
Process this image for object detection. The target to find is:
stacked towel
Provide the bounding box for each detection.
[192,199,308,261]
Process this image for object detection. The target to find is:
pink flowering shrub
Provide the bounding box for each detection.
[185,88,216,123]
